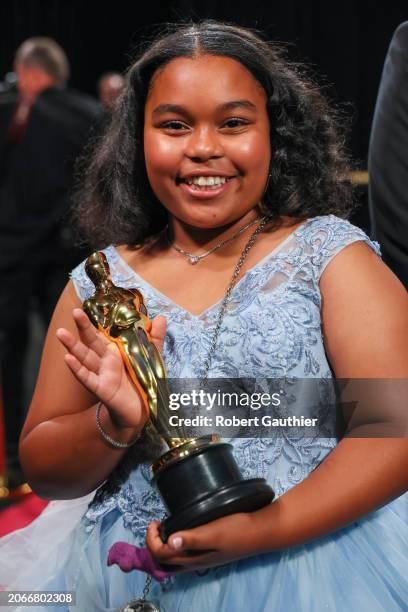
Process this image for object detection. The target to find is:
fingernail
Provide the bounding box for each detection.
[171,536,183,550]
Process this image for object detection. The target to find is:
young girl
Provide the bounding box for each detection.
[3,20,408,611]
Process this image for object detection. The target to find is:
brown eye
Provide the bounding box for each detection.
[223,118,249,128]
[161,121,189,130]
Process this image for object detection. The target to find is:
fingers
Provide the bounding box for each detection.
[166,523,218,553]
[146,521,217,568]
[72,309,109,357]
[63,352,100,394]
[56,326,101,373]
[56,309,108,365]
[150,315,167,352]
[146,521,168,556]
[56,309,111,392]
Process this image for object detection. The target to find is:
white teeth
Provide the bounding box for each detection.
[186,176,227,186]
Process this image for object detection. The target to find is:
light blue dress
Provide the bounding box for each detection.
[5,214,407,611]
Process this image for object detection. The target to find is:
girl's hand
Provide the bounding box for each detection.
[145,512,261,573]
[56,308,167,429]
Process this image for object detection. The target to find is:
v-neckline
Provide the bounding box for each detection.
[110,219,311,319]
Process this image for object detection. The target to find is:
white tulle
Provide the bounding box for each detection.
[0,493,93,591]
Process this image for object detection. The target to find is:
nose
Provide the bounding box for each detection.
[185,125,224,161]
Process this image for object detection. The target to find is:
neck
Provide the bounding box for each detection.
[97,279,113,292]
[168,207,262,251]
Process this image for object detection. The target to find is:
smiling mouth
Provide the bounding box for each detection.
[176,176,235,190]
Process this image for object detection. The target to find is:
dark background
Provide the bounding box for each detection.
[0,1,407,166]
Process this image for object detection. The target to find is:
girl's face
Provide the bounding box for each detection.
[144,54,271,229]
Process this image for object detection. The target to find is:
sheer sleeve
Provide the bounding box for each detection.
[299,215,381,281]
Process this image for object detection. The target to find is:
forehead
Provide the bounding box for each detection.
[145,55,267,110]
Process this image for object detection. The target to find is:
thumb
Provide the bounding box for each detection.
[168,525,211,552]
[150,315,167,352]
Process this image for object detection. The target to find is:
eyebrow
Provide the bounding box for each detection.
[152,99,258,116]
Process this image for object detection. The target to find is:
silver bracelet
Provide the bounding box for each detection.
[95,402,140,449]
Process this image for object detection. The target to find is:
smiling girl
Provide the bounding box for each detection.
[3,20,408,612]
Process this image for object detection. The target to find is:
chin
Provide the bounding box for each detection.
[178,211,248,230]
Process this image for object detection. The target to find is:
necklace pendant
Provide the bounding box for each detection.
[189,255,200,265]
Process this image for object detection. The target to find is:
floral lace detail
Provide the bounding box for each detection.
[83,483,120,534]
[117,483,165,545]
[231,433,336,497]
[84,461,166,544]
[72,215,380,542]
[232,438,283,480]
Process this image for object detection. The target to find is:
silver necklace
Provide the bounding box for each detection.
[200,214,271,379]
[120,575,156,611]
[166,216,261,265]
[120,215,271,612]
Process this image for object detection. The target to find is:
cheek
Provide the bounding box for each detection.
[230,132,271,175]
[144,131,183,179]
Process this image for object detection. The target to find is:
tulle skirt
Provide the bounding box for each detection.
[1,490,407,611]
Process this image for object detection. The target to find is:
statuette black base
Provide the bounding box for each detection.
[154,441,274,542]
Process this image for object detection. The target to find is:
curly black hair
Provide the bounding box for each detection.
[75,20,354,248]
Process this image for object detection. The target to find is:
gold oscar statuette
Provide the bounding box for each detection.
[84,252,274,541]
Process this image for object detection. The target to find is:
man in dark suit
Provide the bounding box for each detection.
[368,22,408,290]
[0,38,101,484]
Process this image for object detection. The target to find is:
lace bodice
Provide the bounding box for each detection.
[71,214,380,544]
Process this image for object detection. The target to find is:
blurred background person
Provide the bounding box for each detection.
[97,71,124,112]
[368,22,408,290]
[0,37,102,487]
